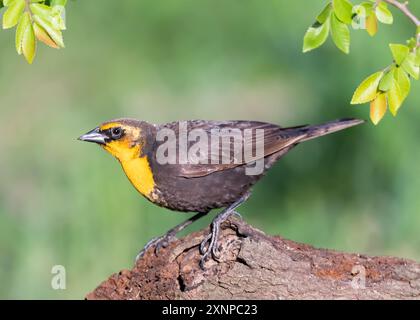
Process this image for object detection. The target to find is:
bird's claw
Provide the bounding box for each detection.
[199,221,222,269]
[135,232,177,261]
[232,210,243,219]
[199,233,212,255]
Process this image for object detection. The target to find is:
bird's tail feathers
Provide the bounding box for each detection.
[298,118,364,142]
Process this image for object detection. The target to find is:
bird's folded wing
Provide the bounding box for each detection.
[158,120,307,178]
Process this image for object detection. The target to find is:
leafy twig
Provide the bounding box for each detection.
[1,0,66,63]
[303,0,419,125]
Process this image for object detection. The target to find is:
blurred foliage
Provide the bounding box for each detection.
[1,0,66,64]
[303,0,419,124]
[0,0,419,299]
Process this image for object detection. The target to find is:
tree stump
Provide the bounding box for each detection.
[86,217,420,300]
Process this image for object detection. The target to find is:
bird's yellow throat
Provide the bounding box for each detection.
[103,141,155,198]
[121,156,155,198]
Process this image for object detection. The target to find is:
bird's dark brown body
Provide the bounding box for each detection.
[137,119,363,213]
[150,157,266,213]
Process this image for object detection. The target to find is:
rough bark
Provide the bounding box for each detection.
[86,217,420,300]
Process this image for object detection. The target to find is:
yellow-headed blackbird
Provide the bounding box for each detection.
[79,118,363,267]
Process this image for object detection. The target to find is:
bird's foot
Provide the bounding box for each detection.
[198,192,251,269]
[135,231,177,261]
[135,211,209,262]
[199,212,235,269]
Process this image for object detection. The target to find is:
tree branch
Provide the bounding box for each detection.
[383,0,420,45]
[86,217,420,300]
[384,0,420,27]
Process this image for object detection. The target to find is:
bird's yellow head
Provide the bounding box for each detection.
[79,118,156,197]
[78,118,146,161]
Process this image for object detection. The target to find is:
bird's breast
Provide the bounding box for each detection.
[120,156,156,198]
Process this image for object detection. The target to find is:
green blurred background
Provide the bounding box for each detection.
[0,0,419,299]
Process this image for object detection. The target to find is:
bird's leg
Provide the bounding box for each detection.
[136,211,208,261]
[199,192,251,269]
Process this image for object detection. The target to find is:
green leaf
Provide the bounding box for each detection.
[388,77,403,116]
[30,3,54,18]
[360,1,373,14]
[365,12,378,36]
[375,2,393,24]
[2,0,25,29]
[389,44,409,66]
[317,3,332,24]
[22,22,36,64]
[33,21,59,48]
[378,69,394,92]
[351,71,383,104]
[303,21,330,53]
[401,53,419,80]
[352,4,365,17]
[31,2,65,30]
[407,37,417,50]
[415,49,420,66]
[354,1,373,27]
[51,4,65,30]
[370,93,387,125]
[330,13,350,54]
[351,4,368,30]
[393,67,410,102]
[15,11,30,54]
[32,14,64,47]
[333,0,353,24]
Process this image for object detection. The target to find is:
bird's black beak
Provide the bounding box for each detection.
[78,127,107,145]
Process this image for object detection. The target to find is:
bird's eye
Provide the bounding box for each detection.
[111,127,123,139]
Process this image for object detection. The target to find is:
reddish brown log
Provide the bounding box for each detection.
[86,217,420,300]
